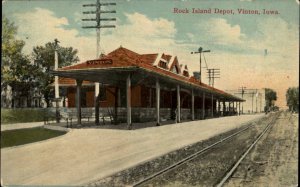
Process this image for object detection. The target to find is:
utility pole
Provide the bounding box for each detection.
[245,89,258,114]
[255,89,258,113]
[54,38,60,123]
[82,0,116,125]
[259,93,262,112]
[207,68,220,87]
[82,0,116,58]
[238,86,246,114]
[251,92,254,113]
[191,47,210,83]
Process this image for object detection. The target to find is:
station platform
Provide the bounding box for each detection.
[1,113,264,186]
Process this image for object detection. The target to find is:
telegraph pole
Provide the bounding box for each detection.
[207,68,220,87]
[243,89,258,114]
[82,0,116,125]
[251,92,254,113]
[82,0,116,57]
[238,86,246,114]
[191,47,210,83]
[255,89,258,113]
[54,38,60,123]
[259,93,262,112]
[207,69,211,86]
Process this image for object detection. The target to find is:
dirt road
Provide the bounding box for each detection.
[225,111,298,187]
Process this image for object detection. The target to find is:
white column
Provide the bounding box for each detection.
[94,82,100,108]
[76,80,82,125]
[177,85,181,123]
[191,89,195,120]
[156,79,160,126]
[127,74,132,128]
[54,49,61,123]
[95,83,100,97]
[54,49,59,100]
[94,83,100,125]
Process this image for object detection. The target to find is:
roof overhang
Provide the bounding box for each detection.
[51,66,244,102]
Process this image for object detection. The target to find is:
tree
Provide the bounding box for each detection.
[32,42,79,107]
[286,87,299,113]
[1,16,36,107]
[265,88,277,111]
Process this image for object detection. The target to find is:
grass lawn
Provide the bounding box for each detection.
[1,127,66,148]
[1,108,56,124]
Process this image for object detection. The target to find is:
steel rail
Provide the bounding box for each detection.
[132,119,261,187]
[216,115,278,187]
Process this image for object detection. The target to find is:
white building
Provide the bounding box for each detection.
[227,88,266,114]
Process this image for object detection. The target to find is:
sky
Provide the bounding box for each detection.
[2,0,299,108]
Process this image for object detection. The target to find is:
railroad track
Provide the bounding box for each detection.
[216,113,278,187]
[131,113,279,187]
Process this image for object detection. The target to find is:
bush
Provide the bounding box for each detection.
[1,108,55,124]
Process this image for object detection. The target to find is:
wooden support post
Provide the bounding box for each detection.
[127,74,132,129]
[223,101,226,116]
[202,92,205,119]
[114,87,119,124]
[191,89,195,120]
[156,79,160,126]
[239,101,241,115]
[118,88,121,107]
[211,94,214,117]
[76,79,82,125]
[218,100,221,117]
[177,85,181,123]
[235,102,237,115]
[149,87,152,107]
[95,83,100,125]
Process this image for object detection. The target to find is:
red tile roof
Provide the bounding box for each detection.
[57,77,93,86]
[140,54,158,65]
[58,46,241,100]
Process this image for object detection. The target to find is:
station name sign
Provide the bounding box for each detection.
[86,59,113,65]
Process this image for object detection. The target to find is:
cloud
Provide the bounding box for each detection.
[73,11,82,25]
[12,8,180,61]
[13,8,97,61]
[122,12,176,38]
[196,18,245,45]
[100,12,179,54]
[12,8,298,108]
[255,17,298,55]
[189,16,298,108]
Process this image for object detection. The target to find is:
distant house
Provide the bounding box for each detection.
[1,84,46,108]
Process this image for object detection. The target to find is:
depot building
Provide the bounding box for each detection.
[52,46,244,128]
